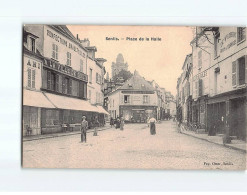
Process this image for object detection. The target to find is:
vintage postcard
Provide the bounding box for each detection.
[22,25,247,170]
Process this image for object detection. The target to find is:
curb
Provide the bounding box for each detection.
[23,126,111,142]
[180,127,246,153]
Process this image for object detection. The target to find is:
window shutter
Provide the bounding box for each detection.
[62,76,65,93]
[47,71,51,90]
[56,45,58,59]
[68,79,72,94]
[42,69,47,89]
[55,74,59,92]
[52,44,55,59]
[79,81,83,98]
[27,68,31,88]
[199,79,203,97]
[232,60,237,86]
[32,69,35,88]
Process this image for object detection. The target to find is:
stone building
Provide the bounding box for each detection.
[22,25,108,136]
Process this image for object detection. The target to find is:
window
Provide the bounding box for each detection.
[64,78,69,94]
[89,68,92,83]
[80,59,83,72]
[238,57,245,85]
[30,37,35,53]
[214,32,220,58]
[67,52,71,66]
[143,95,148,104]
[232,57,246,87]
[27,68,35,89]
[237,27,246,43]
[52,43,58,60]
[124,95,130,103]
[198,50,202,69]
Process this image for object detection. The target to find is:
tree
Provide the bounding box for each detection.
[112,69,133,82]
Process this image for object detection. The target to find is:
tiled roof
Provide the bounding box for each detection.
[119,71,155,91]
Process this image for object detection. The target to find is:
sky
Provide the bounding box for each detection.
[67,25,193,96]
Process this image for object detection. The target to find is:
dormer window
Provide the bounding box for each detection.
[30,37,36,53]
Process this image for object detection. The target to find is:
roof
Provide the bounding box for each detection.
[118,70,155,91]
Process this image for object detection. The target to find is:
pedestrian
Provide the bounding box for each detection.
[149,116,157,135]
[147,116,150,127]
[110,117,114,128]
[115,116,120,129]
[120,116,124,130]
[94,116,99,136]
[81,116,88,142]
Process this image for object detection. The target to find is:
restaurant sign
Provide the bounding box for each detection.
[220,32,236,53]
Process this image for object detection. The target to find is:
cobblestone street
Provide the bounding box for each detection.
[23,121,246,170]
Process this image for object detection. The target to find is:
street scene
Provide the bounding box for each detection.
[23,121,246,169]
[22,25,247,170]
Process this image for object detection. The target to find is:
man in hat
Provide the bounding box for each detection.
[81,116,88,142]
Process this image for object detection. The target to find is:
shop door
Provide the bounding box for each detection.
[218,102,226,134]
[231,98,246,140]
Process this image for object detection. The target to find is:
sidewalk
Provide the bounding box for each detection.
[23,125,111,142]
[180,124,246,153]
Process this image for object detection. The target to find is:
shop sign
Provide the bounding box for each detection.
[44,58,88,82]
[193,70,207,81]
[27,58,41,69]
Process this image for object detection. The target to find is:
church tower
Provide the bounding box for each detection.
[111,53,128,77]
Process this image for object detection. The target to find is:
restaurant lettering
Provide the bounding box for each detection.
[220,32,236,53]
[193,70,207,81]
[47,29,85,57]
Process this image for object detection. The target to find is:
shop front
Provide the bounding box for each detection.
[23,89,56,136]
[192,95,207,129]
[119,105,157,123]
[207,88,247,140]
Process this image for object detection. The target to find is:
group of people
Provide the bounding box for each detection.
[110,116,124,130]
[80,115,158,143]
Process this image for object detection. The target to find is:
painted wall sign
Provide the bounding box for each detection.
[193,70,207,81]
[47,29,86,57]
[220,32,236,53]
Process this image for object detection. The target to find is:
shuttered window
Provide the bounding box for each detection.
[27,68,31,88]
[47,71,51,90]
[232,61,237,86]
[80,59,83,72]
[67,52,71,66]
[52,43,58,60]
[239,57,245,85]
[31,69,35,88]
[237,27,246,43]
[198,79,203,97]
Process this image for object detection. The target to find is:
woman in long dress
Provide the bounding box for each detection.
[149,117,157,135]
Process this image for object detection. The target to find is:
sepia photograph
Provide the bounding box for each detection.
[22,24,247,170]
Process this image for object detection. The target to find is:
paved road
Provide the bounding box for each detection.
[22,121,246,170]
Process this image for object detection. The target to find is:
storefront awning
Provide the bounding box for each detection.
[96,105,110,115]
[23,89,55,108]
[43,92,98,112]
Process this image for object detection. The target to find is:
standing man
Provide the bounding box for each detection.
[81,116,88,142]
[94,116,100,136]
[120,116,125,130]
[149,116,157,135]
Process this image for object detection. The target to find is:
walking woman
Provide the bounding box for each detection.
[120,117,125,130]
[149,116,157,135]
[81,116,88,142]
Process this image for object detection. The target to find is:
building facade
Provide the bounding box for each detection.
[23,25,108,136]
[107,71,158,123]
[178,26,247,142]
